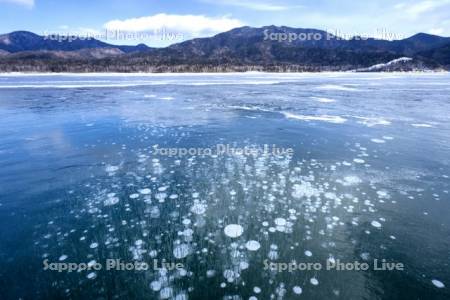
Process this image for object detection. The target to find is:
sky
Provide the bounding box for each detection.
[0,0,449,47]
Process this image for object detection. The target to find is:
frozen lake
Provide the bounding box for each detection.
[0,73,449,299]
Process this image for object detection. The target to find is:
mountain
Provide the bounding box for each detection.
[4,48,125,60]
[0,31,150,53]
[401,33,450,51]
[0,27,449,72]
[166,26,450,55]
[125,26,448,70]
[416,43,450,69]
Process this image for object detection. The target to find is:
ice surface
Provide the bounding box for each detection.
[14,73,450,299]
[283,112,347,124]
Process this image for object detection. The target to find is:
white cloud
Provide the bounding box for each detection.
[206,0,291,11]
[0,0,34,8]
[397,0,450,18]
[103,13,244,37]
[428,27,444,35]
[394,2,406,9]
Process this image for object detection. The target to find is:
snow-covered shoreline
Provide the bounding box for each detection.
[0,71,448,77]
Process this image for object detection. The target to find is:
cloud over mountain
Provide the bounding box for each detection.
[103,13,244,37]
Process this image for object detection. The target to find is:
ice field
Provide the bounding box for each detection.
[0,73,449,299]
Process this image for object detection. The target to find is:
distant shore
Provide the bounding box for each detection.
[0,70,448,76]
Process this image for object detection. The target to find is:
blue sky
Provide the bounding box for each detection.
[0,0,449,47]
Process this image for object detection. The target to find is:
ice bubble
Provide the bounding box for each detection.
[190,203,207,215]
[246,240,261,251]
[377,190,390,198]
[292,182,319,198]
[59,255,68,261]
[432,279,445,288]
[293,286,303,294]
[150,281,162,291]
[183,229,194,237]
[86,272,97,280]
[253,287,261,294]
[354,158,365,164]
[310,278,319,285]
[304,250,313,257]
[174,293,188,300]
[90,242,99,249]
[173,244,191,259]
[160,287,173,299]
[324,192,336,200]
[274,218,287,226]
[342,176,362,186]
[223,269,235,281]
[224,224,244,238]
[139,188,151,195]
[156,192,167,203]
[240,261,249,270]
[371,221,382,228]
[104,196,119,206]
[87,260,97,267]
[360,253,370,260]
